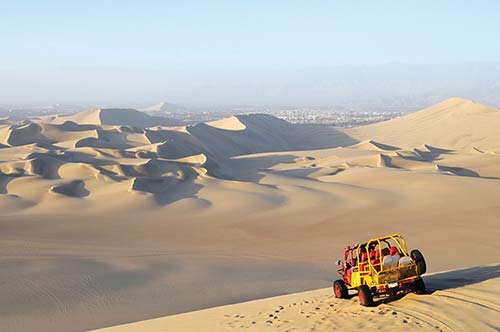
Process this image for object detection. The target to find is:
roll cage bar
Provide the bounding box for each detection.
[342,233,409,275]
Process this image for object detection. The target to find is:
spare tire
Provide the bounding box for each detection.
[410,249,427,275]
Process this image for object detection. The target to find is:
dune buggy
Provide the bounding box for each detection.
[333,233,426,306]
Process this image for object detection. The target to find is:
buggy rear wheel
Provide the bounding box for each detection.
[410,249,427,275]
[333,280,349,299]
[358,285,374,306]
[414,277,426,294]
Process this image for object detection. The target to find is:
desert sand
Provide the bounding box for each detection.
[92,264,500,332]
[0,98,499,332]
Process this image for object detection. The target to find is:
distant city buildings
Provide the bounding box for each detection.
[2,104,412,128]
[150,106,411,128]
[261,108,408,127]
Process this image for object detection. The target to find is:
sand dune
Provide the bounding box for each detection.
[351,139,400,151]
[347,98,500,150]
[1,99,500,332]
[93,264,500,332]
[0,110,353,211]
[51,108,183,127]
[140,102,185,113]
[206,116,247,131]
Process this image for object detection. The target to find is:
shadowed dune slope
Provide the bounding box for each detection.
[51,108,183,127]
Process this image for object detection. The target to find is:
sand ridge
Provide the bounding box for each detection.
[0,110,353,206]
[347,98,500,150]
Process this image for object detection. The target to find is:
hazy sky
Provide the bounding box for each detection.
[1,1,499,106]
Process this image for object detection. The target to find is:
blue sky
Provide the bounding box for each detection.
[1,1,499,105]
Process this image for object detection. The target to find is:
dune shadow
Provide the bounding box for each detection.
[373,264,500,306]
[209,154,299,183]
[436,165,500,180]
[151,181,204,205]
[0,174,17,194]
[378,153,402,169]
[50,180,90,197]
[424,264,500,292]
[436,164,481,177]
[53,121,99,132]
[130,166,204,205]
[410,145,455,162]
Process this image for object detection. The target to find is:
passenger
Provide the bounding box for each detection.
[389,246,401,268]
[382,246,399,269]
[382,254,393,270]
[369,250,377,263]
[389,246,400,255]
[359,247,368,262]
[399,256,412,266]
[374,250,382,264]
[360,248,369,271]
[390,246,400,259]
[370,250,381,271]
[347,267,353,282]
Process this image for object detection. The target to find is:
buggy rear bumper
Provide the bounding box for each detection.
[377,265,419,285]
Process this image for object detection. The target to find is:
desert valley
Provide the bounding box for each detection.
[0,97,498,331]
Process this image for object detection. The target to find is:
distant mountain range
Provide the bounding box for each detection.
[1,63,499,108]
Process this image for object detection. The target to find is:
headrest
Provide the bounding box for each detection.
[390,246,400,256]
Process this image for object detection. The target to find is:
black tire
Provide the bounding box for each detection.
[410,249,427,275]
[358,285,374,306]
[413,277,426,294]
[333,280,349,299]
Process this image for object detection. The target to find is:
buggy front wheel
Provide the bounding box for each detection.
[333,280,349,299]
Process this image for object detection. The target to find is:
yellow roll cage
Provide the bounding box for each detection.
[348,233,419,289]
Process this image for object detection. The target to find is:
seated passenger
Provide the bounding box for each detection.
[369,250,377,263]
[360,252,369,271]
[380,247,393,269]
[370,250,381,271]
[382,255,393,270]
[399,256,412,266]
[347,266,353,283]
[389,246,400,268]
